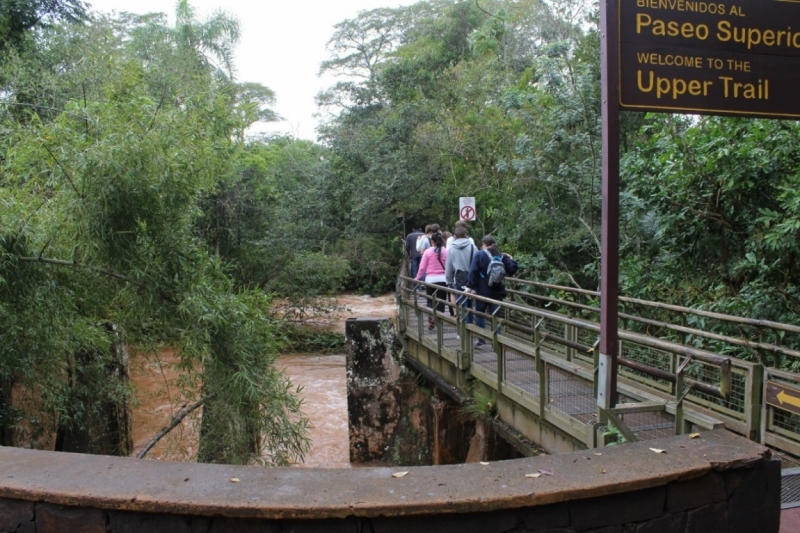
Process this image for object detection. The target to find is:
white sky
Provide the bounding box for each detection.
[86,0,418,140]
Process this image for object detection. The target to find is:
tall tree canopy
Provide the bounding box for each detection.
[311,0,800,340]
[0,0,87,52]
[0,3,307,464]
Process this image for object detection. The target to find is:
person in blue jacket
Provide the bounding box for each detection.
[465,235,518,346]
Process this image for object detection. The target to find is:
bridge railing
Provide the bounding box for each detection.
[506,278,800,368]
[396,275,733,449]
[505,278,800,456]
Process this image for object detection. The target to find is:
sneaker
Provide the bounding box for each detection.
[473,339,486,347]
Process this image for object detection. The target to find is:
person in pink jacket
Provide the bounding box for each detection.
[416,232,449,329]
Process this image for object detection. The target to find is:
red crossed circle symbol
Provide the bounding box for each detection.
[460,205,475,220]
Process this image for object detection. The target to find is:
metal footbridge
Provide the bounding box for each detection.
[396,275,800,508]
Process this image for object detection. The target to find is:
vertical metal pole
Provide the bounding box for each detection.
[493,310,502,391]
[598,0,620,410]
[675,366,685,435]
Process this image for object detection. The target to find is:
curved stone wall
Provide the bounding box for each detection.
[0,429,780,532]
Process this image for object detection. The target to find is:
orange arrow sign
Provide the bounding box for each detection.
[766,381,800,416]
[777,390,800,409]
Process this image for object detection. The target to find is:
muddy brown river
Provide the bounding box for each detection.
[129,294,396,467]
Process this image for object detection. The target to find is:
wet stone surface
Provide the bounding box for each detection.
[0,430,778,528]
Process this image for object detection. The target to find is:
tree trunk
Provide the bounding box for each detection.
[55,323,132,456]
[197,393,260,464]
[196,393,222,463]
[0,377,13,446]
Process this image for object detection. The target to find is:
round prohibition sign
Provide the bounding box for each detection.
[460,205,475,221]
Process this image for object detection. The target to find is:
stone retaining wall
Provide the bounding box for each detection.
[0,429,780,533]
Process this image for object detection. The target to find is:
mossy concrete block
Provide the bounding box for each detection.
[346,318,405,464]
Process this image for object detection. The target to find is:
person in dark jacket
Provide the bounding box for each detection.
[405,227,424,279]
[465,235,518,345]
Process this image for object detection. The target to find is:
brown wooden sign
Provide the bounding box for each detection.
[766,381,800,415]
[618,0,800,118]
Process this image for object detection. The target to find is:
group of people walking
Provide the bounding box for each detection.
[404,221,518,346]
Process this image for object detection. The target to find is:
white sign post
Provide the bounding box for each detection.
[459,197,476,221]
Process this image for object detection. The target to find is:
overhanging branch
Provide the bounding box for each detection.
[18,256,176,303]
[136,395,212,459]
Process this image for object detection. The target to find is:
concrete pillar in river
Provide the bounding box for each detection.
[345,317,414,464]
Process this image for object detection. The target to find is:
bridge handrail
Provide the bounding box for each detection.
[398,276,734,446]
[506,278,800,365]
[399,276,731,397]
[508,277,800,335]
[400,276,731,368]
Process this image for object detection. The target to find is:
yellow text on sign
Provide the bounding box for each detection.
[637,70,713,99]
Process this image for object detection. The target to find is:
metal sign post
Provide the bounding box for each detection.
[598,0,621,410]
[599,0,800,413]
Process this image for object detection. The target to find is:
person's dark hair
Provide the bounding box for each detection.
[442,231,452,242]
[455,220,467,228]
[431,232,445,250]
[482,235,500,256]
[431,223,441,233]
[455,226,467,238]
[425,224,432,234]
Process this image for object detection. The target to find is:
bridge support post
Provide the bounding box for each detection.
[346,317,408,464]
[493,311,503,392]
[537,344,546,421]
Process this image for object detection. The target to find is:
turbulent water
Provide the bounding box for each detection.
[129,293,396,467]
[276,354,349,468]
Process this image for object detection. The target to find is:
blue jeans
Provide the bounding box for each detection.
[474,299,500,332]
[456,292,473,325]
[409,257,421,280]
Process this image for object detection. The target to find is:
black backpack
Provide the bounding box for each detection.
[454,246,474,288]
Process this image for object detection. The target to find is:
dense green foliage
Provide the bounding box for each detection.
[0,1,308,463]
[309,0,800,357]
[313,0,800,319]
[0,0,87,53]
[3,0,800,461]
[314,0,605,290]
